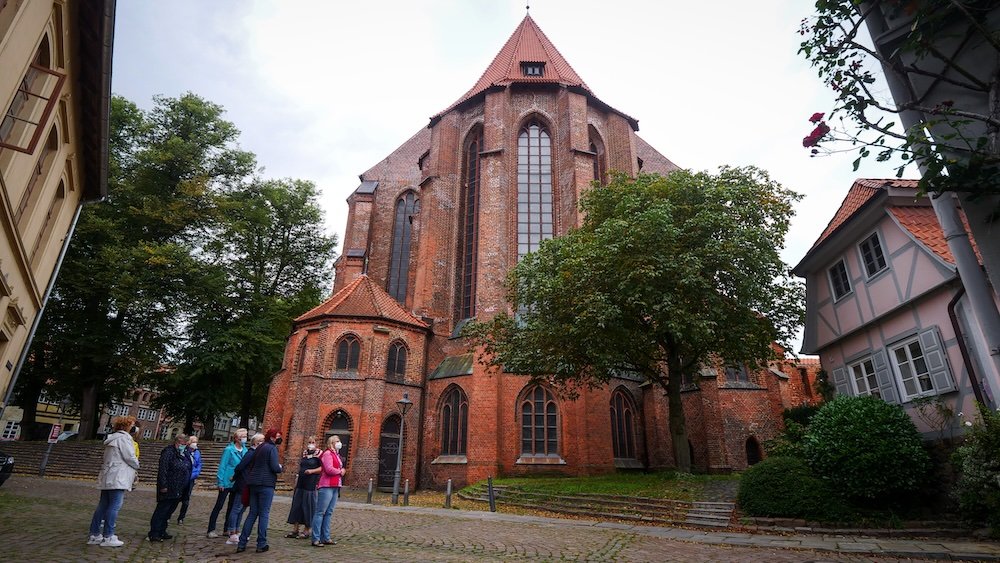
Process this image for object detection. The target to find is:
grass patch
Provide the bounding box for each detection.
[463,471,738,501]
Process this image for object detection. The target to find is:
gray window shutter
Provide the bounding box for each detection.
[920,327,956,394]
[871,350,899,404]
[832,367,852,397]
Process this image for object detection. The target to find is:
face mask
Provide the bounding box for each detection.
[307,445,316,451]
[274,437,283,445]
[178,445,186,453]
[334,442,342,451]
[240,438,247,446]
[189,443,198,450]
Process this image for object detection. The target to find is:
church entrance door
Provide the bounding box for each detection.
[377,414,401,490]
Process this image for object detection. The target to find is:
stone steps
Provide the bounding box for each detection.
[0,440,274,490]
[458,485,735,529]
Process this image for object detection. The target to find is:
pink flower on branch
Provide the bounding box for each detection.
[809,112,825,123]
[802,122,830,148]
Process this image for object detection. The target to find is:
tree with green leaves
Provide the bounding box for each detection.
[15,93,256,438]
[156,178,336,431]
[464,168,804,471]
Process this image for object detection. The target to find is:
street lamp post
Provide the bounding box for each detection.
[391,392,412,505]
[39,397,70,477]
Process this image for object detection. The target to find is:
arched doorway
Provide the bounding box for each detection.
[377,414,401,490]
[324,410,352,468]
[745,436,763,466]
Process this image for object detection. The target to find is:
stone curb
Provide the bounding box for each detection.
[337,501,1000,561]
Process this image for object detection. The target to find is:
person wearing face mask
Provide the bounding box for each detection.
[285,436,322,539]
[235,429,283,553]
[310,434,346,547]
[176,435,202,525]
[208,428,247,542]
[147,434,193,542]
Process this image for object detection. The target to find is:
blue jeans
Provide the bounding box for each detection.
[226,489,245,533]
[239,486,275,549]
[89,489,125,537]
[208,487,237,533]
[311,487,339,543]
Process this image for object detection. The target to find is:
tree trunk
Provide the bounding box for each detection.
[184,414,195,436]
[665,354,691,472]
[79,383,100,439]
[239,372,252,430]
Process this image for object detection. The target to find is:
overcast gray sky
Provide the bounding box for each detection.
[112,1,909,352]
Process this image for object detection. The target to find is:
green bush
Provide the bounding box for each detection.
[803,395,930,504]
[782,404,821,427]
[953,403,1000,534]
[737,456,852,521]
[764,420,806,458]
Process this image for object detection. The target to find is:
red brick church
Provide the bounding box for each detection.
[263,15,816,489]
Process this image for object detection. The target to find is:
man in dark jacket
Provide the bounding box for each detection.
[236,429,283,553]
[147,434,193,541]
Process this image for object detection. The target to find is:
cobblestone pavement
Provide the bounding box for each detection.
[1,476,998,562]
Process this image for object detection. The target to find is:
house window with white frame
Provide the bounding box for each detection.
[858,233,887,278]
[891,337,935,398]
[828,259,852,301]
[142,429,152,439]
[2,420,19,440]
[849,357,881,398]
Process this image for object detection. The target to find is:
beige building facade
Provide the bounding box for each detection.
[0,0,114,414]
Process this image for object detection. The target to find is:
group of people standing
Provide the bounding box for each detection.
[85,419,346,554]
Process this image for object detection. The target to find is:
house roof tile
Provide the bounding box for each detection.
[888,205,981,265]
[295,275,429,329]
[808,178,920,251]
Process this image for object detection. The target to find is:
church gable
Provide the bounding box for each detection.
[296,274,428,329]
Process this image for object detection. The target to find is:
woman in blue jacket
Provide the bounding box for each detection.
[176,435,202,525]
[206,428,247,542]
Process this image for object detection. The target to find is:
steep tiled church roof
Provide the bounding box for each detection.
[295,275,429,329]
[432,15,637,129]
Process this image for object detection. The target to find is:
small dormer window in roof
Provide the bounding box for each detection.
[521,62,544,77]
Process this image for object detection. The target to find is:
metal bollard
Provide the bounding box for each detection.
[444,478,452,509]
[367,478,374,504]
[403,479,410,506]
[487,476,496,512]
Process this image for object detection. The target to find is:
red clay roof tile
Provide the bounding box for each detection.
[809,178,920,251]
[295,275,429,329]
[888,205,981,265]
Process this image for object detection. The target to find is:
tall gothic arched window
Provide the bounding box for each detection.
[387,191,418,303]
[520,385,558,457]
[440,386,468,456]
[457,127,482,320]
[610,388,637,460]
[588,126,606,184]
[517,119,553,260]
[386,340,407,383]
[336,335,360,372]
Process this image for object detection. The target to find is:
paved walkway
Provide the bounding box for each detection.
[1,476,998,561]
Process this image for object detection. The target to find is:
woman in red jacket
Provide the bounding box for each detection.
[310,435,345,547]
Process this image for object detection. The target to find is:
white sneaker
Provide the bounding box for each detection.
[225,533,239,545]
[100,535,124,547]
[207,531,219,538]
[87,535,103,545]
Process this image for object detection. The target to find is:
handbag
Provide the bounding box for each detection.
[239,447,259,505]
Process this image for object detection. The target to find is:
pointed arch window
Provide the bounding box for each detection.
[610,389,637,460]
[387,191,418,303]
[458,127,482,320]
[517,120,553,260]
[520,386,558,456]
[440,386,468,456]
[588,126,606,184]
[386,341,407,383]
[0,34,65,155]
[336,335,361,372]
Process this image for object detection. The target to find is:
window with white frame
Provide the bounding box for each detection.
[849,357,881,398]
[891,337,936,399]
[142,429,152,439]
[137,408,157,421]
[828,259,852,301]
[160,426,171,439]
[858,233,887,278]
[2,420,19,440]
